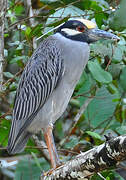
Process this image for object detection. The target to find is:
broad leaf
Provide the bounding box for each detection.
[14,158,49,180]
[120,67,126,91]
[84,86,118,128]
[86,131,101,140]
[88,61,112,84]
[109,0,126,31]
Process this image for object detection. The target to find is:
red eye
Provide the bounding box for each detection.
[77,26,85,32]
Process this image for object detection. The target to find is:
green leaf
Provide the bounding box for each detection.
[0,119,11,147]
[75,71,88,91]
[86,131,101,140]
[112,46,123,63]
[9,82,18,91]
[88,61,112,84]
[14,158,49,180]
[40,0,58,3]
[111,171,125,180]
[106,177,110,180]
[46,16,69,28]
[108,64,121,79]
[3,72,14,78]
[116,126,126,135]
[70,99,80,108]
[25,27,32,38]
[109,0,126,31]
[14,5,24,16]
[4,33,9,38]
[8,41,20,46]
[31,152,42,171]
[120,67,126,91]
[40,0,62,7]
[9,56,28,64]
[95,13,107,28]
[64,137,79,149]
[107,83,119,95]
[84,86,118,128]
[91,1,102,11]
[90,41,112,57]
[45,5,86,33]
[30,24,43,38]
[75,73,95,106]
[55,120,64,139]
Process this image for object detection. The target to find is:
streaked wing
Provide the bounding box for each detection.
[9,37,64,144]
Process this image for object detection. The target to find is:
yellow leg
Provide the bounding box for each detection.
[44,127,60,168]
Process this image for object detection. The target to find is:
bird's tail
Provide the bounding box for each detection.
[7,131,31,154]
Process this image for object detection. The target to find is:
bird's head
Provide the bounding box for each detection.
[56,19,120,43]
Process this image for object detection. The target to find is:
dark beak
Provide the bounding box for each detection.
[88,28,120,42]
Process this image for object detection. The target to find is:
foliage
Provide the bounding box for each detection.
[0,0,126,179]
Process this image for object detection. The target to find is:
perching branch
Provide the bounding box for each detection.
[0,0,7,91]
[41,135,126,180]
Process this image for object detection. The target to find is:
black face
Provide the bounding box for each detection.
[55,20,120,44]
[55,20,92,43]
[56,20,88,32]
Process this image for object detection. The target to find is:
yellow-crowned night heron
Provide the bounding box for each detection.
[7,19,119,168]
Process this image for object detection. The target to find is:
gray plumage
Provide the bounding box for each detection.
[7,33,89,154]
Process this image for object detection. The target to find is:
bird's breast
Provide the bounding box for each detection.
[49,40,90,123]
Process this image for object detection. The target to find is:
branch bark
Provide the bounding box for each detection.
[41,135,126,180]
[0,0,7,91]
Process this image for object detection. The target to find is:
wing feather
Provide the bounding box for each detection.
[8,37,64,151]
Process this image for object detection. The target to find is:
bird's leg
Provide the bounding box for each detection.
[44,126,60,168]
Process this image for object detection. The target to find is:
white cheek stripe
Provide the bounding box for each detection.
[61,28,82,36]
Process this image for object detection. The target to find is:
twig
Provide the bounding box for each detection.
[3,68,23,86]
[0,110,12,119]
[0,0,7,91]
[7,8,112,31]
[97,173,106,180]
[73,94,106,99]
[105,43,117,71]
[0,146,78,155]
[7,0,21,11]
[68,95,95,136]
[32,135,50,162]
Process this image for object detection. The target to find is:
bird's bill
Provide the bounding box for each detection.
[88,28,120,42]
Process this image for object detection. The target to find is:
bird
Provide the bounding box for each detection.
[7,19,119,168]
